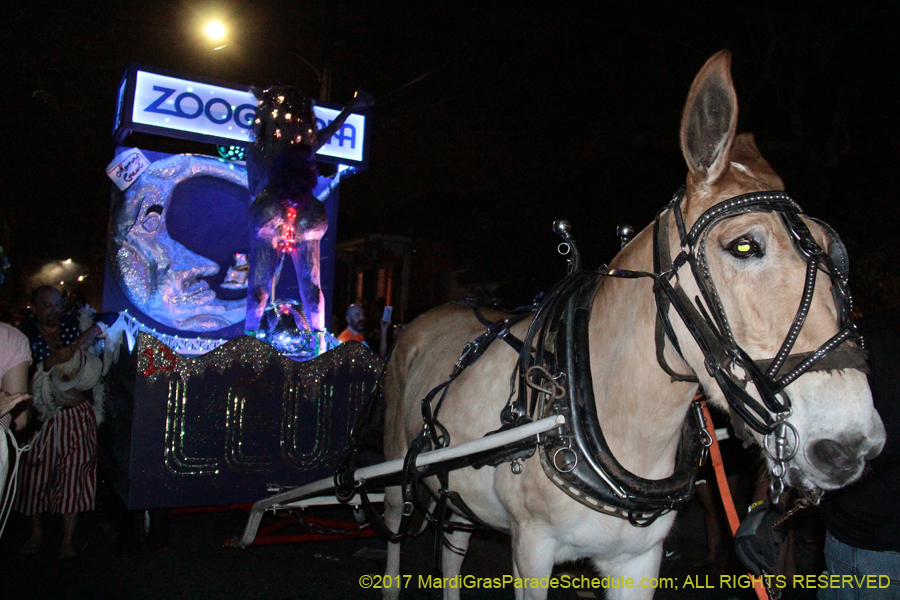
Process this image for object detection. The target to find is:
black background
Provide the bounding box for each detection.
[2,0,898,314]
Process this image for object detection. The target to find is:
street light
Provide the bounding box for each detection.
[204,20,228,50]
[205,21,226,42]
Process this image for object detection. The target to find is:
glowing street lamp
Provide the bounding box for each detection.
[205,21,227,49]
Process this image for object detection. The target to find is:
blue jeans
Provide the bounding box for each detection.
[819,532,900,599]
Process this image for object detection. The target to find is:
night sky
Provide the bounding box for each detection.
[2,0,899,314]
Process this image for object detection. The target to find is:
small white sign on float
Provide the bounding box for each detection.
[106,149,150,191]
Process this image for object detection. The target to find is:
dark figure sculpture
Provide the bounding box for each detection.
[244,87,373,335]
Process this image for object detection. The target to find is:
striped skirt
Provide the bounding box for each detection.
[14,402,97,516]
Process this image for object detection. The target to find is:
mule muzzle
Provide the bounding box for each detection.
[806,434,885,488]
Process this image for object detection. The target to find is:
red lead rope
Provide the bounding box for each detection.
[698,398,770,600]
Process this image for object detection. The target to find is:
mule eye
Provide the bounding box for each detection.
[728,237,763,259]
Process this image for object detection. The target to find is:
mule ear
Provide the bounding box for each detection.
[680,50,738,184]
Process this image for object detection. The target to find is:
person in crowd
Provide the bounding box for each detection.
[818,308,900,598]
[0,322,29,426]
[338,303,367,344]
[15,285,107,558]
[338,303,391,357]
[1,321,31,538]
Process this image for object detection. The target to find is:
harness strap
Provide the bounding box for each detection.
[357,304,536,544]
[468,304,528,355]
[509,269,595,423]
[534,269,703,524]
[653,206,700,383]
[422,308,532,447]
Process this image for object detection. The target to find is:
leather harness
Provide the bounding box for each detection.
[339,186,867,543]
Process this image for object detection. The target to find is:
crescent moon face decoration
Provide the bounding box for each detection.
[112,154,248,332]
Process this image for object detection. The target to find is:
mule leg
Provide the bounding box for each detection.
[593,542,663,600]
[510,527,557,600]
[382,485,403,600]
[441,515,472,600]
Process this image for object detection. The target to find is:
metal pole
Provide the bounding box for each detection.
[231,414,566,548]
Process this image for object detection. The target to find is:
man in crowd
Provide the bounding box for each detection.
[15,285,103,558]
[338,303,391,358]
[818,308,900,598]
[337,303,367,344]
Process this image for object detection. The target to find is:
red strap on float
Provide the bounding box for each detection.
[699,398,770,600]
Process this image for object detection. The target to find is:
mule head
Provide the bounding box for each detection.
[669,50,885,491]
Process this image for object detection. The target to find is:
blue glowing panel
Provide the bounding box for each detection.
[132,70,257,142]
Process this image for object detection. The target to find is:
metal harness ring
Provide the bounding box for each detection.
[552,447,578,473]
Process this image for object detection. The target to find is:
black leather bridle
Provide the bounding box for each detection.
[636,187,866,435]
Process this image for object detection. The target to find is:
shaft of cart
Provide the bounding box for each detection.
[230,414,566,548]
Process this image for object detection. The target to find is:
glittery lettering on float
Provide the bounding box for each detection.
[136,333,384,479]
[165,379,220,475]
[225,380,275,473]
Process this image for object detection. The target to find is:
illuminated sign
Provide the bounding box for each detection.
[132,71,256,142]
[114,66,369,167]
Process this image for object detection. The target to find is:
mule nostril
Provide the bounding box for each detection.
[810,439,856,473]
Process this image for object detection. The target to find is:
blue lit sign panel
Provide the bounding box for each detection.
[114,65,369,168]
[132,71,256,142]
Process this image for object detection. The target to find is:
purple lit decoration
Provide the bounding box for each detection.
[244,87,374,335]
[110,154,249,331]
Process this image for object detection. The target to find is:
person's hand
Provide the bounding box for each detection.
[0,392,31,418]
[76,325,101,348]
[348,91,375,112]
[44,345,76,370]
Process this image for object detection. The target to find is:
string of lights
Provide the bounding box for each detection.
[121,310,228,355]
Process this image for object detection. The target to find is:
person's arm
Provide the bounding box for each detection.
[313,91,375,152]
[1,360,31,431]
[42,345,75,370]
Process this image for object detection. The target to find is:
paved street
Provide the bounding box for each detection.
[0,487,829,600]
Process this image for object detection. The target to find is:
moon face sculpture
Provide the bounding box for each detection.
[111,154,249,332]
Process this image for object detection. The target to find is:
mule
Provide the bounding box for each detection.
[382,51,885,600]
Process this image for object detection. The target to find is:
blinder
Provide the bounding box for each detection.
[799,216,850,280]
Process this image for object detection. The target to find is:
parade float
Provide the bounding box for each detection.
[101,65,381,511]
